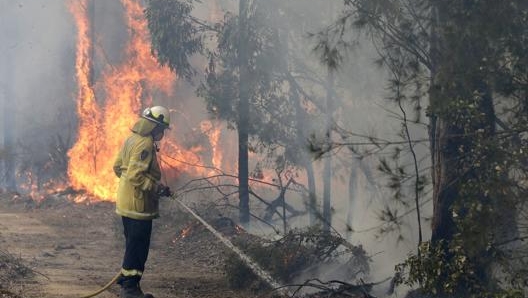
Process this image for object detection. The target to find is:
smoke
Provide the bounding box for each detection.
[1,1,75,131]
[0,0,431,294]
[233,0,433,293]
[177,0,433,293]
[0,0,77,190]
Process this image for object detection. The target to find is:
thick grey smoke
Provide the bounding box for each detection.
[0,0,431,294]
[230,0,433,293]
[1,0,76,130]
[0,0,77,186]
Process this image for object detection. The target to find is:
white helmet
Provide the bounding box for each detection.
[142,106,170,128]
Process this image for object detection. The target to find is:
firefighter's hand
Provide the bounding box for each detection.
[156,184,172,197]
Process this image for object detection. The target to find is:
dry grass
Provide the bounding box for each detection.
[0,249,32,298]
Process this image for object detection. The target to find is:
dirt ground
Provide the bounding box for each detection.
[0,192,269,298]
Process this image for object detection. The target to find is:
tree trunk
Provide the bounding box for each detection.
[289,78,318,227]
[237,0,250,225]
[430,117,459,243]
[306,160,317,226]
[295,98,317,226]
[428,3,504,293]
[346,161,358,241]
[322,71,334,233]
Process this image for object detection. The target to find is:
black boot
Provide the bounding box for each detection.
[120,280,143,298]
[120,280,155,298]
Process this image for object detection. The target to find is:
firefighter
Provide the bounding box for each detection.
[113,106,172,298]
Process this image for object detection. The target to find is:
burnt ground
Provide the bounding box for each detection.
[0,192,273,298]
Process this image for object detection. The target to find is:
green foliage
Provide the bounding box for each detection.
[395,240,524,298]
[224,227,370,290]
[195,0,332,171]
[147,0,333,173]
[319,0,528,296]
[195,14,239,126]
[146,0,203,81]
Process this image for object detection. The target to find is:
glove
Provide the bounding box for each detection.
[156,184,172,197]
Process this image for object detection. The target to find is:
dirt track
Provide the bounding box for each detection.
[0,194,260,298]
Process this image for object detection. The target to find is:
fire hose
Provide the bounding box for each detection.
[79,271,121,298]
[80,195,286,297]
[171,196,285,291]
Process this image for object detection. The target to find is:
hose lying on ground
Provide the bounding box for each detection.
[171,195,287,292]
[79,271,121,298]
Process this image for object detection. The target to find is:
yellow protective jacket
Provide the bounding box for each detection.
[113,118,162,220]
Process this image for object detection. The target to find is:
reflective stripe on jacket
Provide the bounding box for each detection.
[113,118,161,220]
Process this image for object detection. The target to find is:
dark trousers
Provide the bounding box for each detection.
[118,216,153,285]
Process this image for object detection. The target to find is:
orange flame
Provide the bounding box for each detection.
[200,120,223,169]
[180,225,193,239]
[67,0,238,202]
[67,0,175,201]
[17,170,69,203]
[68,0,108,198]
[172,222,195,243]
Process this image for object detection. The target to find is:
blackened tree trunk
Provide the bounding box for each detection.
[237,0,250,225]
[429,2,501,292]
[322,70,334,233]
[346,161,358,240]
[429,114,460,243]
[306,158,317,226]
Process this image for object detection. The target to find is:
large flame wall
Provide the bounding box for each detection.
[67,0,175,200]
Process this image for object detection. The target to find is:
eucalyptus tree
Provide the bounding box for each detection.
[316,0,528,296]
[146,0,338,227]
[146,0,253,224]
[200,0,346,230]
